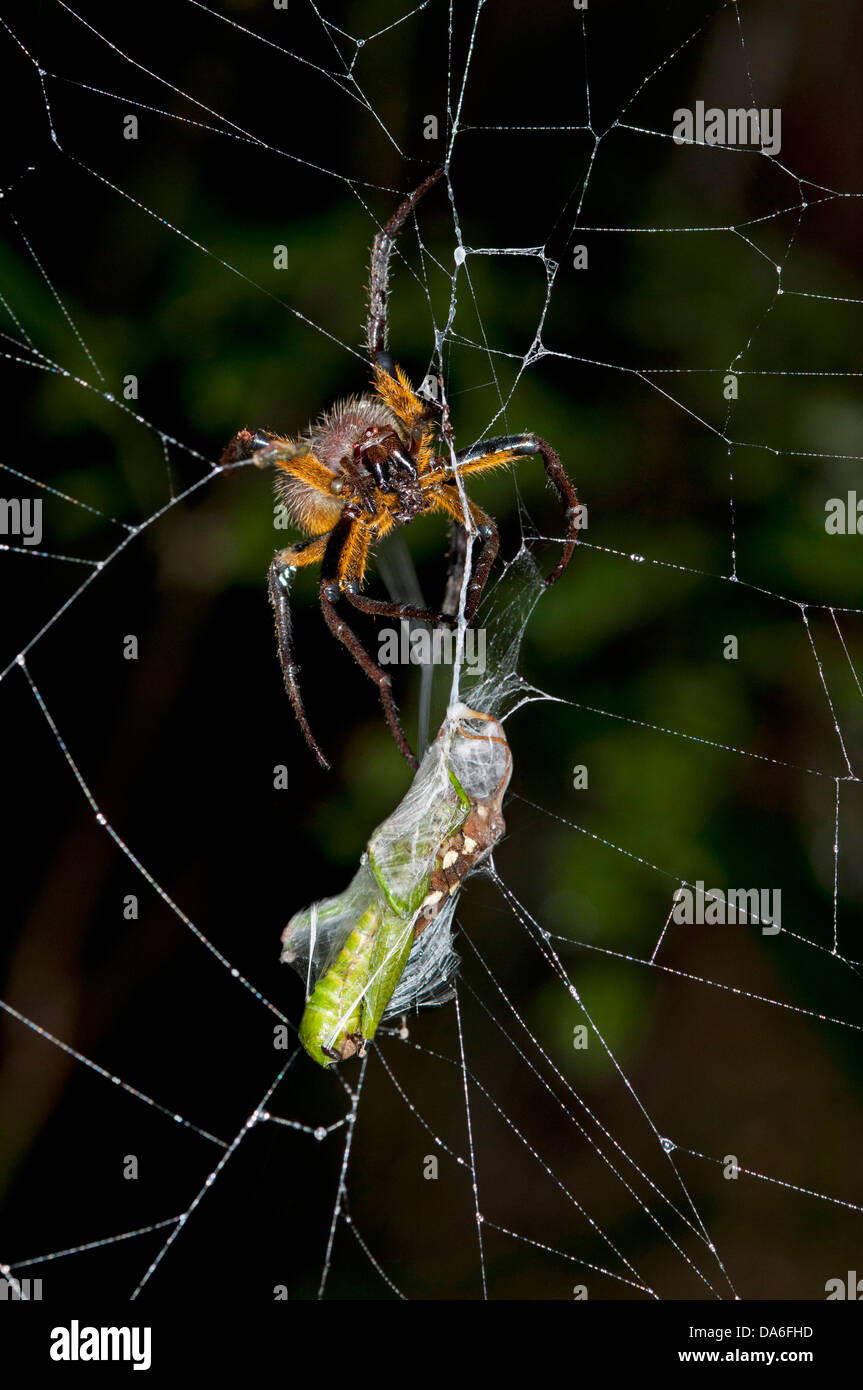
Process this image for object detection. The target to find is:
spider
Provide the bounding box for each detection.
[220,167,580,771]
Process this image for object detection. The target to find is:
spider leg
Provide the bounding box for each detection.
[269,534,332,772]
[431,433,580,587]
[344,588,456,627]
[219,427,272,468]
[431,485,499,624]
[320,516,419,769]
[367,167,444,370]
[520,435,579,586]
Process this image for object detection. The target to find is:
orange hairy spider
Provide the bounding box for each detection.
[220,167,580,771]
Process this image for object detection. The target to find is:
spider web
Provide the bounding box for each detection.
[1,0,862,1309]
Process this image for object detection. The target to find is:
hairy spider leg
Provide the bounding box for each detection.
[366,170,453,442]
[339,457,458,628]
[270,446,344,535]
[269,532,333,771]
[372,363,435,439]
[319,515,419,769]
[345,586,457,627]
[367,167,444,371]
[428,432,580,588]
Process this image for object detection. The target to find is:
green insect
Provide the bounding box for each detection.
[281,707,512,1067]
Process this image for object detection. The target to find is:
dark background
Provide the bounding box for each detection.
[1,0,862,1301]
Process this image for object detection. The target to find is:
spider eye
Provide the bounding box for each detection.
[330,478,344,494]
[251,430,271,451]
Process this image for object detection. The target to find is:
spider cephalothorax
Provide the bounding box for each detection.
[221,167,580,771]
[299,394,428,526]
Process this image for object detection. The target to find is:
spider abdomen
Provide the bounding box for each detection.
[274,396,399,534]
